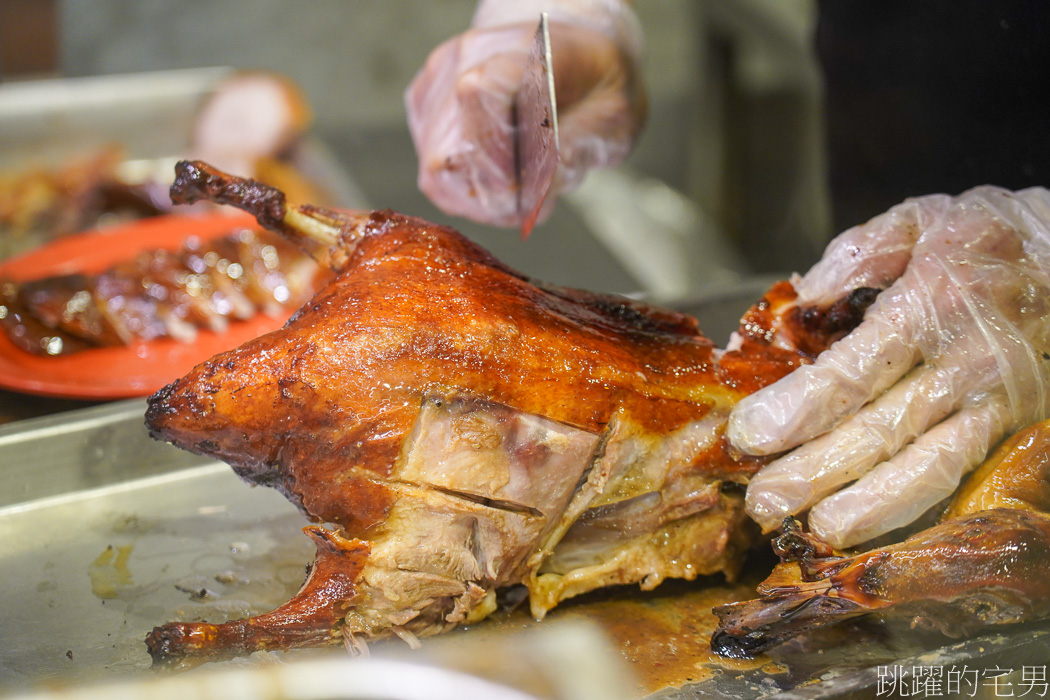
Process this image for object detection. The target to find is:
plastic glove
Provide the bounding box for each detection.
[405,0,647,228]
[728,186,1050,549]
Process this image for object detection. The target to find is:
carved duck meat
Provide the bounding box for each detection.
[144,161,871,669]
[712,417,1050,659]
[0,226,324,356]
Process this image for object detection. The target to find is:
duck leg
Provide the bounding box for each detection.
[147,527,370,670]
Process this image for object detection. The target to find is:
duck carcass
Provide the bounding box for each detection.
[144,161,871,669]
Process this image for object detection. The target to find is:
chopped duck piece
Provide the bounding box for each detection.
[0,148,162,242]
[144,160,871,669]
[0,226,326,356]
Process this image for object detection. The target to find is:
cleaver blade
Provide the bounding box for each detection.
[515,13,560,238]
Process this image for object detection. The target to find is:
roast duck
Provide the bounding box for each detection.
[145,161,1050,669]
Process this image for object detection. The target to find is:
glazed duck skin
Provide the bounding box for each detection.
[0,227,323,356]
[145,161,867,669]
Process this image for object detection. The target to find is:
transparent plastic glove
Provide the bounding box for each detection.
[728,186,1050,548]
[405,0,647,228]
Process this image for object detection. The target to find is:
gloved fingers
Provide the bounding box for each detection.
[743,358,970,532]
[807,399,1012,549]
[793,194,951,308]
[737,185,1050,548]
[453,51,528,210]
[1016,187,1050,237]
[728,307,921,456]
[407,0,646,229]
[902,232,1050,427]
[547,23,646,192]
[406,27,532,227]
[959,186,1050,262]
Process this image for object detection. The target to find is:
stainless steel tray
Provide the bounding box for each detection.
[0,400,307,686]
[0,399,642,700]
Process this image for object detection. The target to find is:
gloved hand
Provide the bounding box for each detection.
[405,0,647,228]
[728,186,1050,549]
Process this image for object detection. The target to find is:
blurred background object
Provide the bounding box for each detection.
[7,0,827,302]
[5,1,1049,297]
[0,68,361,412]
[0,0,58,78]
[1,0,1047,403]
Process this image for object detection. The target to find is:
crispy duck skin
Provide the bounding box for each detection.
[144,160,870,669]
[0,226,324,356]
[712,418,1050,659]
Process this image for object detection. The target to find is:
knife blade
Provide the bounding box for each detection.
[515,13,560,238]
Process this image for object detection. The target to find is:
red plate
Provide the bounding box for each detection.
[0,213,297,400]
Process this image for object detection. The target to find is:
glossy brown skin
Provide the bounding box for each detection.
[147,191,804,535]
[144,162,868,669]
[0,228,322,355]
[713,418,1050,659]
[946,418,1050,517]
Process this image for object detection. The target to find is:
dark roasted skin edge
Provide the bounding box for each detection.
[171,160,287,230]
